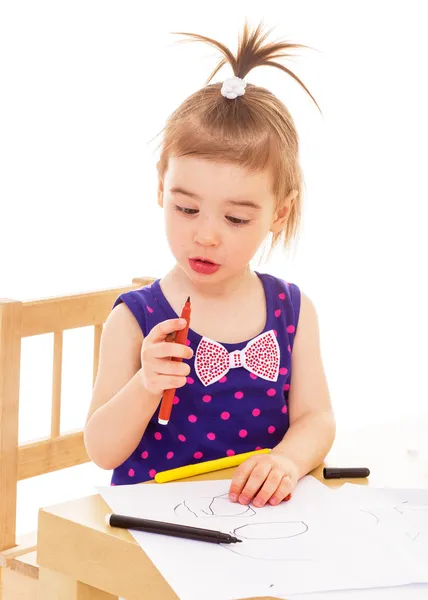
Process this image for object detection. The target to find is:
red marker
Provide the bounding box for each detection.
[158,296,191,425]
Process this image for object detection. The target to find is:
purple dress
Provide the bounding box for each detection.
[110,272,301,485]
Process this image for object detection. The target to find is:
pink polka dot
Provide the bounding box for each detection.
[128,468,135,477]
[188,414,197,423]
[287,325,295,334]
[185,339,191,346]
[282,405,288,414]
[226,449,235,456]
[287,344,291,352]
[202,394,212,403]
[146,306,154,313]
[234,391,244,399]
[194,451,203,459]
[239,429,248,438]
[284,383,290,391]
[207,432,216,440]
[278,292,286,300]
[148,469,156,478]
[252,408,261,417]
[178,434,186,442]
[219,376,227,383]
[255,446,262,450]
[154,432,162,440]
[268,425,276,434]
[141,451,148,459]
[273,329,278,337]
[173,396,180,405]
[221,411,230,420]
[250,373,258,380]
[267,388,276,397]
[279,367,288,375]
[286,281,291,286]
[187,376,194,384]
[275,309,281,318]
[111,483,116,486]
[166,451,174,459]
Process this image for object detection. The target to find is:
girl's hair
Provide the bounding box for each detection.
[157,22,320,254]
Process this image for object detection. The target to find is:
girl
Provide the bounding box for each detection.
[84,22,335,509]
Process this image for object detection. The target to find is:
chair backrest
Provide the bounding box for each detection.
[0,276,155,552]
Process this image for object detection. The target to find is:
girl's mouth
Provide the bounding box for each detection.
[188,258,220,275]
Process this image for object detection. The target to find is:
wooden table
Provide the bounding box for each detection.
[37,417,428,600]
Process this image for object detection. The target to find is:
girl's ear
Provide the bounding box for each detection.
[157,161,164,208]
[270,189,298,233]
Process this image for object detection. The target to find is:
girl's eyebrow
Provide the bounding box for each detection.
[170,186,261,210]
[226,199,261,210]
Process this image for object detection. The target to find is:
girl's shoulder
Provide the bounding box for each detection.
[111,280,160,337]
[259,272,301,325]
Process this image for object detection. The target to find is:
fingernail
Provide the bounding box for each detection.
[229,493,237,502]
[239,495,249,505]
[269,497,278,505]
[253,498,262,507]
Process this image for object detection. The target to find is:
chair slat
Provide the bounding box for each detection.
[0,300,22,552]
[51,332,63,438]
[93,325,103,386]
[18,431,89,480]
[20,277,154,338]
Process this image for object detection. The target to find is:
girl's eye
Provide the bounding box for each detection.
[175,205,198,215]
[226,216,250,225]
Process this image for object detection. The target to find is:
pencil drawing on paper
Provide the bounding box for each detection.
[394,501,428,543]
[174,493,256,518]
[358,509,379,525]
[223,521,309,561]
[173,493,313,561]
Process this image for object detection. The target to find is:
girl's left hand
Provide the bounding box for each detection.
[228,452,299,507]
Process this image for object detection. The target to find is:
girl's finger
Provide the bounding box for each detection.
[154,359,190,377]
[152,341,193,360]
[238,463,272,505]
[268,475,294,506]
[229,458,258,501]
[156,375,188,390]
[252,468,283,507]
[148,319,187,343]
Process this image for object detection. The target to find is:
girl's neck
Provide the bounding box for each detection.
[163,263,258,301]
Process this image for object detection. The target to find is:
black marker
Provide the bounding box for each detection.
[323,467,370,479]
[105,513,242,544]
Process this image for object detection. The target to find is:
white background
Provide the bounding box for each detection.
[1,0,427,535]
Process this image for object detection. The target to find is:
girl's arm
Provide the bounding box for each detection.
[229,292,335,506]
[84,305,192,470]
[84,304,160,470]
[272,291,336,475]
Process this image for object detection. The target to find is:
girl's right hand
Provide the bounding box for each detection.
[140,318,193,396]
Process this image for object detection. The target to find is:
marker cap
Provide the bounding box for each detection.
[323,467,370,479]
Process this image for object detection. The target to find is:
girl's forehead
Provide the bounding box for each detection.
[165,156,274,200]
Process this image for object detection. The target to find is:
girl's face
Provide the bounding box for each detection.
[158,156,290,285]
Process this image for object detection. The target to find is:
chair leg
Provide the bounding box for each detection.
[38,568,118,600]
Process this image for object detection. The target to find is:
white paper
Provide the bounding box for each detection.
[97,476,428,600]
[331,485,428,564]
[287,583,428,600]
[284,486,428,600]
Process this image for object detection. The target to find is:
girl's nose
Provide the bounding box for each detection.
[194,220,220,247]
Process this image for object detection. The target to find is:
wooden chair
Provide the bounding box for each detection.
[0,275,155,599]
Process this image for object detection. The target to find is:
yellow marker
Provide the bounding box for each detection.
[154,448,270,483]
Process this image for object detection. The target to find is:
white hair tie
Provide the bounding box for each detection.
[221,76,246,99]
